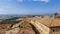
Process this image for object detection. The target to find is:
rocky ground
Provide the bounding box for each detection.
[0,16,40,34]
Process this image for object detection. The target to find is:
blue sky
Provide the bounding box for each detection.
[0,0,60,15]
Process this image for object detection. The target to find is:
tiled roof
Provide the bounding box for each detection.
[32,16,60,27]
[50,18,60,27]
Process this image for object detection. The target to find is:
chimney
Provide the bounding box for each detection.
[53,12,58,19]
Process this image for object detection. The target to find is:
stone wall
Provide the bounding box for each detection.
[31,20,51,34]
[51,27,60,34]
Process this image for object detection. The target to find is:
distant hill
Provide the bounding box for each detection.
[2,17,20,22]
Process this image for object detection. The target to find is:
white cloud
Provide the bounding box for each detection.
[40,0,49,2]
[16,0,50,2]
[0,0,50,2]
[33,0,50,2]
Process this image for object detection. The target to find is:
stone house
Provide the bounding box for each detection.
[31,13,60,34]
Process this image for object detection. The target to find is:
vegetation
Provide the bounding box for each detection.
[2,17,19,22]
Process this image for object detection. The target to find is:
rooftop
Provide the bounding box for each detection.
[32,13,60,27]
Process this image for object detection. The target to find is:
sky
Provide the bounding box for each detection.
[0,0,60,15]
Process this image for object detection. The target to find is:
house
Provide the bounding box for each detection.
[31,13,60,34]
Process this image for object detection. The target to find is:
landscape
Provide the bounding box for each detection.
[0,0,60,34]
[0,13,60,34]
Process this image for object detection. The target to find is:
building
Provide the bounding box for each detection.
[31,13,60,34]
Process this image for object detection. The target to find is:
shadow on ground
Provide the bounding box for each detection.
[30,23,40,34]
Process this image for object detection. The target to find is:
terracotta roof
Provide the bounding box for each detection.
[32,16,60,27]
[50,18,60,27]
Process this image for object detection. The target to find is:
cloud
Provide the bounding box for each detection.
[16,0,50,2]
[33,0,50,2]
[0,0,50,2]
[40,0,49,2]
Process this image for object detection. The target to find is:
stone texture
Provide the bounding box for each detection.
[0,20,35,34]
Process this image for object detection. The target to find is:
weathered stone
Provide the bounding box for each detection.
[5,27,20,34]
